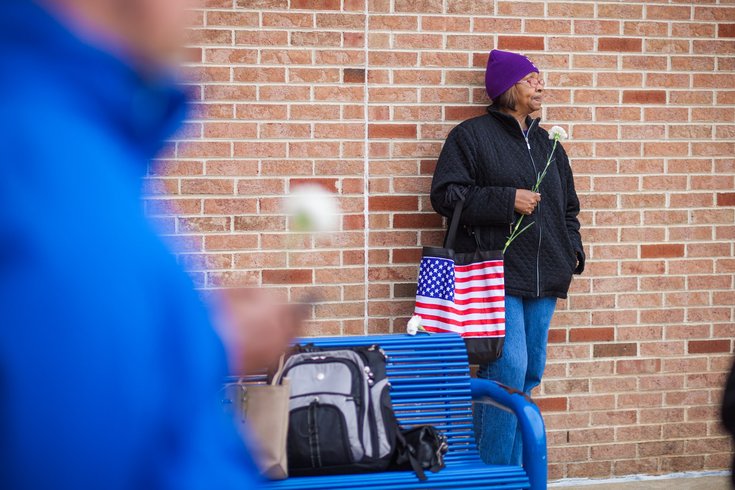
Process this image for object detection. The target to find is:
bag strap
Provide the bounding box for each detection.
[443,199,465,250]
[270,354,286,386]
[396,430,428,482]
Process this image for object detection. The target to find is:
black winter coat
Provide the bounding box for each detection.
[430,109,584,299]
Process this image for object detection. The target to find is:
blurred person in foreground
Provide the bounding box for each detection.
[0,0,300,488]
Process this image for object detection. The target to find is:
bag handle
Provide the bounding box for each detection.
[443,199,465,250]
[270,354,287,386]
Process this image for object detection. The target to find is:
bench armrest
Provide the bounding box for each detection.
[470,378,547,490]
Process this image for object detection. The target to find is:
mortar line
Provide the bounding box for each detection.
[362,0,370,335]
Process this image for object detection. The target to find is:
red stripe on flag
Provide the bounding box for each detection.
[455,261,503,272]
[423,325,505,337]
[455,284,505,294]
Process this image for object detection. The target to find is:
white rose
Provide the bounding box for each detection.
[548,125,568,142]
[282,184,340,233]
[406,315,422,335]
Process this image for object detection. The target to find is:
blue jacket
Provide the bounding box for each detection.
[0,2,261,488]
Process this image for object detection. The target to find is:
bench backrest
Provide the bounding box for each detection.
[298,333,478,463]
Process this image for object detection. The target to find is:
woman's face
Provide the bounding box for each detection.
[514,72,545,115]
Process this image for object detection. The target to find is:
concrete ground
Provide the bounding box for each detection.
[551,474,730,489]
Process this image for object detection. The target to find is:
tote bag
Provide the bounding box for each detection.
[222,358,290,480]
[413,199,505,364]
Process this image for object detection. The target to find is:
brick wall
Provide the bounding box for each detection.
[145,0,735,480]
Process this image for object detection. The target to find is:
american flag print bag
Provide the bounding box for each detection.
[413,200,505,364]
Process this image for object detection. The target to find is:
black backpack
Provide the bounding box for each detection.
[274,344,399,475]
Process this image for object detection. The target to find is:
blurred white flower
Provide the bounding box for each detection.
[282,184,340,233]
[406,315,424,336]
[548,126,568,142]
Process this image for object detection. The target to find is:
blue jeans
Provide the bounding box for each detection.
[473,295,557,466]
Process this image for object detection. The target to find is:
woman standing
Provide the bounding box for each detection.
[430,49,585,465]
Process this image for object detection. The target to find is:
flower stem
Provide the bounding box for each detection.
[502,136,561,254]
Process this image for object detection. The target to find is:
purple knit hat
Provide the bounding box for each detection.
[485,49,539,101]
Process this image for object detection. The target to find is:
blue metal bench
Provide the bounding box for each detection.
[256,332,547,489]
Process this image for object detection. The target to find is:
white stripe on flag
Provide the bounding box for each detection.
[415,295,504,311]
[453,290,505,301]
[415,305,505,323]
[455,279,505,289]
[420,317,505,335]
[455,263,503,275]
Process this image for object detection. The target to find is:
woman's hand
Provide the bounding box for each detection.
[514,189,541,215]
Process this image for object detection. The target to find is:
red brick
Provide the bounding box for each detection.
[570,328,615,342]
[259,86,311,102]
[368,196,418,212]
[720,24,735,38]
[182,47,202,63]
[291,0,340,9]
[392,248,423,263]
[622,90,666,104]
[646,39,691,54]
[234,216,286,232]
[262,12,313,28]
[393,213,443,229]
[395,33,444,49]
[263,269,313,285]
[525,19,572,35]
[598,38,642,52]
[291,31,341,47]
[393,0,442,12]
[640,244,685,259]
[207,11,259,27]
[593,343,638,358]
[289,178,339,193]
[314,13,364,29]
[186,28,233,45]
[423,16,471,31]
[343,68,366,83]
[688,340,731,354]
[717,193,735,206]
[648,6,692,21]
[535,397,568,412]
[203,198,256,215]
[598,4,642,19]
[497,36,545,51]
[616,359,661,375]
[368,124,417,139]
[443,0,491,14]
[444,105,486,121]
[235,0,287,7]
[497,1,545,16]
[288,141,340,158]
[396,69,444,85]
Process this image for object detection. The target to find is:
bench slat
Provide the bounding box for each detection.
[266,466,530,490]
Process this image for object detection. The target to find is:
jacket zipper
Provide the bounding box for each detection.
[518,119,542,297]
